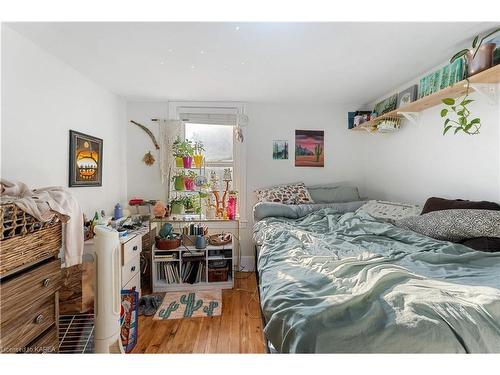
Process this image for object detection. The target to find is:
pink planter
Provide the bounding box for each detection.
[184,178,195,191]
[183,156,193,169]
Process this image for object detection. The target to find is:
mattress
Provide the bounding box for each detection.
[253,208,500,353]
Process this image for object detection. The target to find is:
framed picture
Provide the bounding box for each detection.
[397,84,418,108]
[295,130,324,167]
[272,140,289,160]
[69,130,103,187]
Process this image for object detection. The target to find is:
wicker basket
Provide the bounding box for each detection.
[208,233,232,246]
[0,203,62,276]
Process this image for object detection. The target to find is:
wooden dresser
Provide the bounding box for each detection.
[0,203,62,354]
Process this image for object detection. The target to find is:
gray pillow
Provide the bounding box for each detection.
[253,201,367,221]
[395,209,500,242]
[307,184,360,203]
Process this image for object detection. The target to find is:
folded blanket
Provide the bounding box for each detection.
[1,179,83,267]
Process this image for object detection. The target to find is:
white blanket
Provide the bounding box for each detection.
[1,179,83,267]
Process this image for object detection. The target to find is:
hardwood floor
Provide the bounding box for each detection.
[132,272,267,353]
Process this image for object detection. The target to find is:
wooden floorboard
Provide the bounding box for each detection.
[132,272,266,354]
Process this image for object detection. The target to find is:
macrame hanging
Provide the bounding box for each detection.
[158,119,182,184]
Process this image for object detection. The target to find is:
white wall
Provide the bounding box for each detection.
[359,72,500,205]
[126,102,167,202]
[1,26,128,216]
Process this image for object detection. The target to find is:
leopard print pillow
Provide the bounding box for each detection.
[255,182,314,205]
[396,209,500,242]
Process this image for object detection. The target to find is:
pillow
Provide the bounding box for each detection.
[357,200,422,224]
[460,237,500,253]
[421,197,500,214]
[306,184,360,203]
[253,201,367,221]
[395,209,500,242]
[254,182,314,205]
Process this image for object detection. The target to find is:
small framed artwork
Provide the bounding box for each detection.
[295,130,324,167]
[272,140,289,160]
[69,130,103,187]
[397,85,418,108]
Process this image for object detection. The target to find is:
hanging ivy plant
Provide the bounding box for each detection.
[441,79,481,135]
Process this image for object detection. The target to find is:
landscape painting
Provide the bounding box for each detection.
[272,140,289,160]
[69,130,103,187]
[295,130,324,167]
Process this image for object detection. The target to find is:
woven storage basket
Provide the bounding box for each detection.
[0,203,62,275]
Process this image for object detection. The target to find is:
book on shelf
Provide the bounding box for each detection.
[181,260,206,284]
[157,262,180,284]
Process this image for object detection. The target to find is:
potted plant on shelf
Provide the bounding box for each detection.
[184,170,197,191]
[172,170,186,191]
[179,139,194,168]
[193,140,205,168]
[172,137,184,168]
[450,27,499,76]
[170,197,186,215]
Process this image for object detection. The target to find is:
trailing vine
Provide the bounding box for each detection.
[441,79,481,135]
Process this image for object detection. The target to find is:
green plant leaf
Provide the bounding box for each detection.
[470,118,480,125]
[461,99,473,106]
[457,110,465,116]
[459,117,467,126]
[450,49,468,63]
[440,109,448,117]
[442,98,455,106]
[444,118,451,126]
[443,125,453,135]
[464,123,473,131]
[472,35,479,48]
[454,127,463,134]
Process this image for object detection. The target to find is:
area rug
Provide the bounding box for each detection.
[153,290,222,320]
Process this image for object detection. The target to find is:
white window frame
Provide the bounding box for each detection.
[167,101,248,224]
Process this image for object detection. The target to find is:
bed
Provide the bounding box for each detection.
[253,206,500,353]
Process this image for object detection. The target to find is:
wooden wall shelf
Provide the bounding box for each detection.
[351,64,500,133]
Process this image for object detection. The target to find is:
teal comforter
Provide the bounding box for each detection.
[254,208,500,353]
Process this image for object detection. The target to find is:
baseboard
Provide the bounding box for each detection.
[237,256,255,272]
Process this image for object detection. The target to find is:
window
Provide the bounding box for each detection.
[184,123,235,206]
[185,123,233,164]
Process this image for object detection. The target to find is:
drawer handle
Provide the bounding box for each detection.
[35,314,44,324]
[131,266,136,272]
[133,245,138,251]
[42,278,51,287]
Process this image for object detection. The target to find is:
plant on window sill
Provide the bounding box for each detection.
[441,79,481,135]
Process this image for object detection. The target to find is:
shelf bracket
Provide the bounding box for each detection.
[397,112,420,125]
[470,83,498,105]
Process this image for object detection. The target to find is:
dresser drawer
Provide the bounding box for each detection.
[24,324,58,353]
[121,235,141,266]
[0,295,57,351]
[0,259,61,322]
[123,272,140,295]
[122,254,140,287]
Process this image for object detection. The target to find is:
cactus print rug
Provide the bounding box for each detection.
[153,290,222,320]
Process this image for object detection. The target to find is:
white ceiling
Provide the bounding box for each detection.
[7,22,496,104]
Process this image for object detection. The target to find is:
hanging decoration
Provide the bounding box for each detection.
[129,120,160,166]
[142,151,155,166]
[235,113,249,143]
